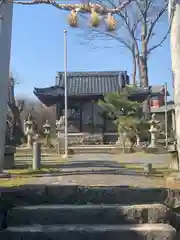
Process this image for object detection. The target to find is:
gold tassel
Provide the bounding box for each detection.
[90,8,100,27]
[68,9,78,27]
[106,13,116,31]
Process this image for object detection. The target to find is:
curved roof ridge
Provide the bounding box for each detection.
[57,71,126,76]
[34,85,64,93]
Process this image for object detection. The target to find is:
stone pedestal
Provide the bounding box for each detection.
[3,145,16,169]
[27,133,33,149]
[56,137,65,154]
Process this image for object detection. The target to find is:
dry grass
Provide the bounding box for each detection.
[0,167,62,187]
[7,167,62,176]
[0,176,35,187]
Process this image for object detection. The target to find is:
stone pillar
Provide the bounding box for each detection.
[169,0,180,166]
[0,2,13,172]
[32,141,41,170]
[27,134,32,149]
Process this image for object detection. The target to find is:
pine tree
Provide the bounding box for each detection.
[98,86,149,149]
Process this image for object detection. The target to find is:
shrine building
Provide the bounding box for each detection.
[33,71,174,134]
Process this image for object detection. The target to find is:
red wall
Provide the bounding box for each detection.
[151,95,164,108]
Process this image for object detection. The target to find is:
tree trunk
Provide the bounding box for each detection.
[169,0,180,169]
[139,52,148,87]
[132,44,137,85]
[140,29,150,119]
[132,57,136,85]
[8,78,25,145]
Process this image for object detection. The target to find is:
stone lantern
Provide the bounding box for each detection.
[24,113,34,149]
[148,113,160,148]
[43,120,51,147]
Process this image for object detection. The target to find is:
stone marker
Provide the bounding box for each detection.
[32,141,41,170]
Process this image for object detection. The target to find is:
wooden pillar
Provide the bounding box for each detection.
[102,112,106,144]
[103,113,106,133]
[80,103,83,132]
[91,101,94,133]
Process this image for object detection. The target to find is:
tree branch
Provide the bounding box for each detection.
[147,25,170,55]
[147,2,174,55]
[145,2,168,43]
[9,0,132,14]
[135,0,151,24]
[84,28,133,51]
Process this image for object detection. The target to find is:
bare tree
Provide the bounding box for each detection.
[7,75,25,144]
[8,0,131,14]
[7,0,169,86]
[19,99,56,135]
[82,0,169,87]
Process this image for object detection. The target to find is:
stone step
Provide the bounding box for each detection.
[16,148,56,154]
[7,204,170,226]
[0,224,176,240]
[4,186,166,205]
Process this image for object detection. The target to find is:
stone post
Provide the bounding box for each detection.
[32,140,41,170]
[43,120,51,147]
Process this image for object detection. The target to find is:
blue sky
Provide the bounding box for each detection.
[11,3,173,99]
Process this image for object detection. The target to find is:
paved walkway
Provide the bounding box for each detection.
[29,153,171,188]
[71,153,171,165]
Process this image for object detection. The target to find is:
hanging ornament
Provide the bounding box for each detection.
[106,13,116,31]
[90,8,100,27]
[68,9,78,27]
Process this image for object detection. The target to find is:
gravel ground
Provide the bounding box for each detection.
[25,153,171,188]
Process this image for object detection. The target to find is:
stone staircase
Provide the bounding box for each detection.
[0,186,178,239]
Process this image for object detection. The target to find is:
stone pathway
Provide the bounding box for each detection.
[29,154,170,188]
[50,173,165,187]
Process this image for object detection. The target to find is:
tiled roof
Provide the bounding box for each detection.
[33,71,131,105]
[34,85,64,97]
[151,85,170,96]
[34,71,170,107]
[55,71,128,96]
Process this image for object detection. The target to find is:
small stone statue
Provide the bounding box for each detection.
[24,113,35,148]
[43,120,51,147]
[56,116,65,128]
[56,116,65,137]
[148,113,160,148]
